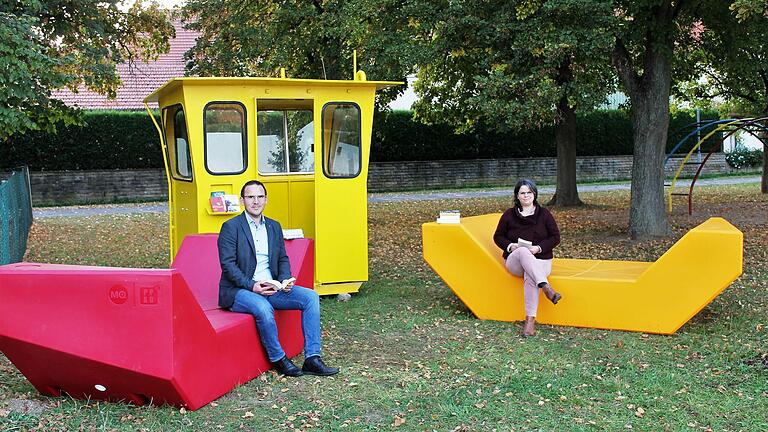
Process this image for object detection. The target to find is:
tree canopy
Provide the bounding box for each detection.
[181,0,436,105]
[413,0,614,133]
[411,0,616,206]
[0,0,173,140]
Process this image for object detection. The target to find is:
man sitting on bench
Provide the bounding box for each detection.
[218,180,339,377]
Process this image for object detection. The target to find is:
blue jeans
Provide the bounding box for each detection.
[231,286,321,362]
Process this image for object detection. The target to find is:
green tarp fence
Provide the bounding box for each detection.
[0,166,33,264]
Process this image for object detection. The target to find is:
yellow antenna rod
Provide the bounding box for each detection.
[353,50,357,79]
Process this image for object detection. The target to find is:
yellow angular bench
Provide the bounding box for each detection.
[422,215,743,334]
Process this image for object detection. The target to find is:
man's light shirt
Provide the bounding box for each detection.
[245,212,273,282]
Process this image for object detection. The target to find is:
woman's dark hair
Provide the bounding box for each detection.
[513,178,539,209]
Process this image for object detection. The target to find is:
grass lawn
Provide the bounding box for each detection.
[2,185,767,431]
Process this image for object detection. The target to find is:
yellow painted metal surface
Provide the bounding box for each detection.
[423,214,743,334]
[145,75,399,294]
[315,282,363,296]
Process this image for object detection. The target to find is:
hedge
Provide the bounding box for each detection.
[0,111,161,171]
[370,109,722,162]
[0,109,720,170]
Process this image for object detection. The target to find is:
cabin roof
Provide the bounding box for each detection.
[144,76,403,103]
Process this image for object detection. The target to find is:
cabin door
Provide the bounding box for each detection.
[313,102,368,286]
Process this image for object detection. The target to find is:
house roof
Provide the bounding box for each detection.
[53,20,199,110]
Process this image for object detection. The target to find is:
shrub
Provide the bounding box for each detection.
[371,109,720,162]
[726,146,764,169]
[0,111,161,171]
[1,108,722,170]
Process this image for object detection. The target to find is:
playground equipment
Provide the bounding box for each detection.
[665,117,768,214]
[143,68,399,295]
[423,215,742,334]
[0,235,313,410]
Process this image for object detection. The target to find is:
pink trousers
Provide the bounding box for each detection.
[505,247,553,317]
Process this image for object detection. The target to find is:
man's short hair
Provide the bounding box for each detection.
[240,180,267,198]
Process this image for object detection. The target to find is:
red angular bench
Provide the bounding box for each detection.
[0,234,314,410]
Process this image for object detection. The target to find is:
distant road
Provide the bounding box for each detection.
[33,175,762,218]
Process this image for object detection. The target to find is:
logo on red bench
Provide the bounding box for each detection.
[140,286,158,305]
[109,285,129,305]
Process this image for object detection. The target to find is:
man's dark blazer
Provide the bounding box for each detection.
[218,212,292,308]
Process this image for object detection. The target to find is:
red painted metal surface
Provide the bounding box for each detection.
[0,236,314,410]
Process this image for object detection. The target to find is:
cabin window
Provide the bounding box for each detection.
[257,110,314,174]
[204,102,247,175]
[162,105,192,180]
[322,103,361,178]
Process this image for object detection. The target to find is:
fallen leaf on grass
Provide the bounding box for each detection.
[393,416,406,427]
[242,411,254,418]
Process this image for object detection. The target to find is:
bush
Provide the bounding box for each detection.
[0,111,161,171]
[371,109,721,162]
[1,108,723,170]
[726,146,764,169]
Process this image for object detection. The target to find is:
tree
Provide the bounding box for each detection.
[181,0,435,105]
[0,0,173,140]
[609,1,708,238]
[413,0,615,206]
[690,0,768,193]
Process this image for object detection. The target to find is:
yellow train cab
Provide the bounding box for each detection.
[144,69,399,295]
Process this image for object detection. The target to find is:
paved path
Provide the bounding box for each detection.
[33,175,762,218]
[369,175,761,203]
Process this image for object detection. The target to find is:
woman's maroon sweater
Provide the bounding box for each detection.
[493,205,560,260]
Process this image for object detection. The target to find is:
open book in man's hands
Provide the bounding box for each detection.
[261,277,296,291]
[517,238,533,249]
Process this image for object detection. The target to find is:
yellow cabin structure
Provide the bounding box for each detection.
[144,73,399,295]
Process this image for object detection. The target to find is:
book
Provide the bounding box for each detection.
[223,194,241,212]
[517,238,533,249]
[436,210,461,224]
[210,196,227,213]
[210,190,226,198]
[260,277,296,291]
[282,228,305,239]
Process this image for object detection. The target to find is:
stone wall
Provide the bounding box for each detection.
[366,153,733,191]
[29,153,742,205]
[31,169,168,206]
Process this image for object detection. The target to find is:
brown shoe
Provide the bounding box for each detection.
[541,283,561,305]
[522,316,536,337]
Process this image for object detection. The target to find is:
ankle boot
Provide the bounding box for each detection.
[522,316,536,337]
[541,283,561,305]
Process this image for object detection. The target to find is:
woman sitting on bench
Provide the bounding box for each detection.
[493,179,562,337]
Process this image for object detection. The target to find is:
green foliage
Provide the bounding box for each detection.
[373,109,720,161]
[726,146,765,169]
[729,0,768,21]
[0,111,162,170]
[680,1,768,118]
[0,0,173,140]
[2,109,720,170]
[413,0,616,133]
[181,0,433,105]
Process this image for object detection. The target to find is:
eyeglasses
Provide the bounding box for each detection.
[243,195,266,201]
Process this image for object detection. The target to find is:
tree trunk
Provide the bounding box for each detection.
[611,1,675,239]
[626,76,672,239]
[547,96,583,207]
[762,139,767,194]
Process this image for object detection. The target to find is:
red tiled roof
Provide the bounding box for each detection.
[53,20,199,110]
